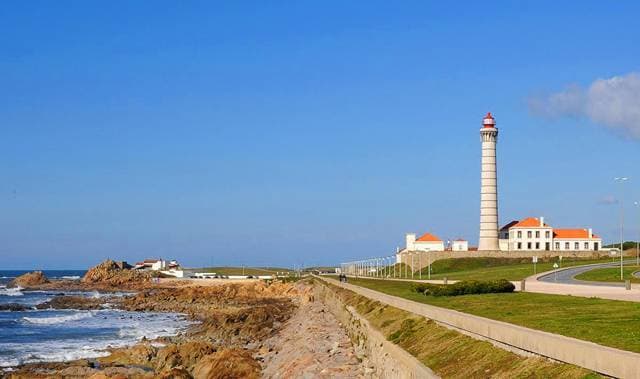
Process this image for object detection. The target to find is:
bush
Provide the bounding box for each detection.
[412,279,514,297]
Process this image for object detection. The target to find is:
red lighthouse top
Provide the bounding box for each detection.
[482,112,496,128]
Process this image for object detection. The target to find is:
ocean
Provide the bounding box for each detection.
[0,270,193,369]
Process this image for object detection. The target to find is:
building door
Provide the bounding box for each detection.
[545,242,550,251]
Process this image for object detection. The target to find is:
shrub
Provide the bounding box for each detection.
[412,279,514,297]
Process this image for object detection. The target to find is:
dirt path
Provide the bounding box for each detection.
[258,285,371,378]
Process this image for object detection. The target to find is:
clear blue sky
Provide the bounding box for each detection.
[1,2,639,269]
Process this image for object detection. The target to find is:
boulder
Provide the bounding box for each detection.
[192,349,260,379]
[82,259,151,286]
[0,303,30,311]
[8,271,49,288]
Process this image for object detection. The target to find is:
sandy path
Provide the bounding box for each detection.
[258,287,371,378]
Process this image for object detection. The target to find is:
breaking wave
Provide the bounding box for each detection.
[23,312,94,325]
[0,286,24,297]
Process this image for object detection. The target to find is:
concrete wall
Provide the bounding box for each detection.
[314,279,438,379]
[317,276,640,379]
[397,250,613,271]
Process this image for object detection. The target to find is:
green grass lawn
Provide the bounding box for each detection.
[344,277,640,353]
[383,257,617,281]
[574,265,640,283]
[190,266,293,276]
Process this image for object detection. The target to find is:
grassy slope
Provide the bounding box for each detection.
[345,277,640,353]
[318,279,599,378]
[574,265,640,283]
[386,257,616,281]
[191,267,293,275]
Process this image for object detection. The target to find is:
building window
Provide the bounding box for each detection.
[517,231,522,238]
[595,243,599,251]
[535,231,540,238]
[527,242,532,249]
[584,242,589,250]
[555,242,560,249]
[535,242,540,249]
[545,231,550,238]
[565,242,570,249]
[574,242,580,250]
[527,231,532,238]
[517,242,522,250]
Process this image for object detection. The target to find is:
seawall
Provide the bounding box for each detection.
[313,278,438,379]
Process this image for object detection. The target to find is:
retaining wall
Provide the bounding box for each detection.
[398,250,619,271]
[313,279,438,379]
[317,275,640,379]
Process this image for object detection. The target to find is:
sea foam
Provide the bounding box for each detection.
[0,286,24,297]
[23,312,94,325]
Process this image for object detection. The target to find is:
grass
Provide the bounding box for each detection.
[189,266,293,276]
[574,265,640,283]
[382,257,617,281]
[344,276,640,353]
[315,278,600,378]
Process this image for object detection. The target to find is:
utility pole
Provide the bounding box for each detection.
[615,177,628,280]
[635,201,640,266]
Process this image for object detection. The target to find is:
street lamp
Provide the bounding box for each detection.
[615,177,629,280]
[411,252,415,279]
[635,201,640,266]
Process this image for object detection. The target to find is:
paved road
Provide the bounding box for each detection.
[537,260,636,287]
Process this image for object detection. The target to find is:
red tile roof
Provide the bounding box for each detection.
[553,229,599,239]
[512,217,550,228]
[416,232,442,242]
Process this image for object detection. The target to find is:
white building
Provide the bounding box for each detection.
[134,259,180,271]
[405,232,445,252]
[499,217,601,251]
[451,239,469,251]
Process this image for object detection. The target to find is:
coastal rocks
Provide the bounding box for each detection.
[36,295,105,310]
[98,342,158,367]
[192,349,261,379]
[4,279,305,379]
[154,341,216,372]
[0,303,30,311]
[8,271,49,288]
[82,259,151,287]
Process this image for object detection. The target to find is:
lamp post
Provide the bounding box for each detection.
[635,201,640,266]
[419,252,422,280]
[615,177,628,280]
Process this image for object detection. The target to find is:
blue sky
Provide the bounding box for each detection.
[1,2,639,269]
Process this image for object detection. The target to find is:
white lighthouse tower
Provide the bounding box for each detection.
[478,112,500,251]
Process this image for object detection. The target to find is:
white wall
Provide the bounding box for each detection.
[509,227,554,251]
[405,233,416,251]
[414,241,445,251]
[553,239,602,251]
[452,241,468,251]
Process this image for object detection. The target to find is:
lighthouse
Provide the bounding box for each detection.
[478,112,500,251]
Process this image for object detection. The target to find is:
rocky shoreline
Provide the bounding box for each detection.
[1,263,306,379]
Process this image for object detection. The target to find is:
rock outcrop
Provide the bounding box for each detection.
[8,271,49,288]
[0,303,30,311]
[36,295,106,310]
[192,349,261,379]
[82,259,151,287]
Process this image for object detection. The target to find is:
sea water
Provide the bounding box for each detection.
[0,271,193,369]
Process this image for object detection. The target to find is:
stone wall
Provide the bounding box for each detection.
[398,250,618,271]
[313,279,437,379]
